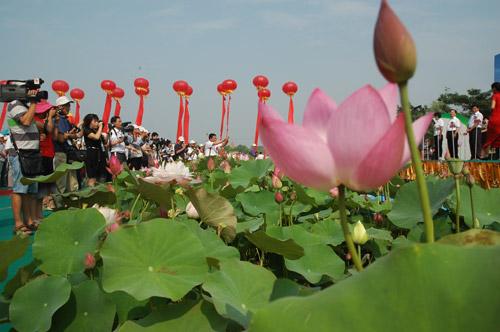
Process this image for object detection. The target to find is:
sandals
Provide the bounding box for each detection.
[13,225,33,236]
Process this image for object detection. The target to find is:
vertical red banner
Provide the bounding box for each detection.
[288,96,294,124]
[0,103,7,131]
[74,101,81,125]
[220,95,226,138]
[225,95,231,138]
[183,98,190,142]
[253,99,262,146]
[135,96,144,126]
[114,100,121,117]
[176,95,184,140]
[102,94,113,133]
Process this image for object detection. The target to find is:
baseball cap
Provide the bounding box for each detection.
[189,140,196,144]
[35,100,54,114]
[178,136,185,142]
[55,96,74,106]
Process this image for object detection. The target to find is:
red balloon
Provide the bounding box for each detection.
[185,85,193,97]
[222,79,237,93]
[112,87,125,99]
[70,88,85,101]
[134,78,149,89]
[101,80,116,92]
[173,80,189,95]
[52,80,70,95]
[258,88,271,100]
[253,75,269,89]
[217,83,226,95]
[0,80,8,85]
[282,81,298,96]
[135,87,149,96]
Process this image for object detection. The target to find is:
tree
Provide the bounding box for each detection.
[437,88,491,114]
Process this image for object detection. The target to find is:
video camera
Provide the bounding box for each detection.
[0,79,48,103]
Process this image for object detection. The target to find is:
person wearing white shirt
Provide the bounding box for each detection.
[204,133,229,157]
[446,109,461,158]
[432,113,444,160]
[109,116,127,163]
[464,106,483,159]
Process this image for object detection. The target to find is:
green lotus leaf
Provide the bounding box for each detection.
[59,183,116,207]
[183,219,240,265]
[21,162,84,185]
[2,260,39,299]
[10,276,71,332]
[249,244,500,332]
[186,188,237,242]
[0,235,30,282]
[51,280,116,332]
[107,291,150,326]
[452,184,500,227]
[101,219,208,301]
[388,177,455,229]
[266,226,345,283]
[33,209,106,276]
[245,230,304,260]
[236,217,264,234]
[202,259,276,328]
[119,300,228,332]
[438,229,500,246]
[229,159,273,189]
[366,227,393,242]
[133,178,172,209]
[270,278,318,301]
[310,219,345,246]
[235,191,278,217]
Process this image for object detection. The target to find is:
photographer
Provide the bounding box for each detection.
[53,96,79,193]
[6,90,40,235]
[83,114,108,186]
[109,116,127,163]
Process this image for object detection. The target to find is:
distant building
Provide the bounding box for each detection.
[495,53,500,82]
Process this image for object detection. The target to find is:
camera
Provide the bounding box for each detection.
[0,78,48,103]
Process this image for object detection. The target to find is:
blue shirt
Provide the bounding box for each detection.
[54,116,72,153]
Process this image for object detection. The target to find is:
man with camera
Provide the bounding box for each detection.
[109,116,127,163]
[53,96,79,193]
[6,89,40,235]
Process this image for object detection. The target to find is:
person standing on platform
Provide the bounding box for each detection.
[465,106,483,160]
[432,113,444,160]
[482,82,500,159]
[446,109,461,158]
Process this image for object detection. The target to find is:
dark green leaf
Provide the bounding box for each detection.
[0,235,30,282]
[245,231,304,260]
[21,162,84,185]
[229,159,273,189]
[236,191,278,217]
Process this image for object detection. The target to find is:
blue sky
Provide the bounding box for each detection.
[1,0,499,144]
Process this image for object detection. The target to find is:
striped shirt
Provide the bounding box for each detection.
[7,101,39,150]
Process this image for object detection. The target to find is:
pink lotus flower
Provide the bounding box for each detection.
[106,222,120,233]
[84,253,96,269]
[106,155,123,178]
[259,84,433,192]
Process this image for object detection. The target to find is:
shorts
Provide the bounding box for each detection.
[9,155,38,194]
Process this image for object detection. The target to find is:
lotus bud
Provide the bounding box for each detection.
[289,191,297,201]
[221,160,232,174]
[374,0,417,83]
[275,191,284,203]
[473,218,480,229]
[352,221,369,245]
[84,253,96,269]
[345,252,352,261]
[106,222,120,233]
[373,213,384,224]
[272,174,282,189]
[207,158,215,171]
[329,187,339,198]
[447,159,464,175]
[186,202,200,219]
[107,154,123,177]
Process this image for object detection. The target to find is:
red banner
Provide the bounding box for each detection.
[184,98,190,142]
[253,99,263,145]
[75,101,81,125]
[135,96,144,126]
[220,95,226,138]
[0,103,7,131]
[176,95,184,140]
[102,94,113,133]
[114,100,121,117]
[288,96,294,124]
[225,95,231,138]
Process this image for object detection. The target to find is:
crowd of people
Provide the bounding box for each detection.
[2,82,499,236]
[426,82,500,161]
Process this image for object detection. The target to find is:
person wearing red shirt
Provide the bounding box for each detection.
[34,100,58,221]
[482,82,500,159]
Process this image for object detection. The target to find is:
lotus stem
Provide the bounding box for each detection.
[398,82,434,243]
[130,193,142,220]
[454,176,461,232]
[338,185,363,271]
[469,185,477,229]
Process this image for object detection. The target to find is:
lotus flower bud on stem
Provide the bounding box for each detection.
[329,187,339,198]
[373,213,384,224]
[272,174,282,189]
[352,221,369,245]
[186,201,200,219]
[275,191,284,203]
[374,0,417,83]
[207,158,215,171]
[84,253,96,269]
[289,191,297,201]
